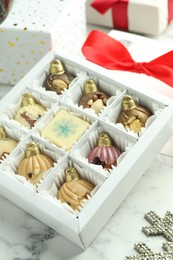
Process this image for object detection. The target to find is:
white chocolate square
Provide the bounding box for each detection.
[41,110,90,150]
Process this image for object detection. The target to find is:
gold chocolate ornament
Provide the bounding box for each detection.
[15,93,46,128]
[79,80,109,114]
[117,95,152,133]
[57,167,95,211]
[0,127,17,162]
[43,59,74,94]
[17,142,54,184]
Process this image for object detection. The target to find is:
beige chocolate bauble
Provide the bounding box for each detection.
[18,142,54,184]
[15,93,46,128]
[0,127,17,162]
[57,167,94,211]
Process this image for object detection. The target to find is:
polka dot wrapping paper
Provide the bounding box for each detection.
[0,0,87,85]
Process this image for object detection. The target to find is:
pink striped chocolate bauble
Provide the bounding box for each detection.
[87,132,121,170]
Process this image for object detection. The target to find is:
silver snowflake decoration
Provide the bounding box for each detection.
[125,212,173,259]
[142,211,173,241]
[163,242,173,254]
[125,242,173,260]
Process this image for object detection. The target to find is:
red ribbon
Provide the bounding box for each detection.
[82,30,173,88]
[91,0,129,30]
[168,0,173,24]
[91,0,128,14]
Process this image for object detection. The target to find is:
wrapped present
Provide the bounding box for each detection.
[0,0,86,85]
[86,0,173,36]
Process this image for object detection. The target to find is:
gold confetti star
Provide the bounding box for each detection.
[8,40,15,47]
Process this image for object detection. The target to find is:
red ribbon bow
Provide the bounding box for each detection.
[91,0,129,30]
[82,30,173,88]
[91,0,128,14]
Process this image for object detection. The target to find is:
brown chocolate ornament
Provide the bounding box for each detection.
[15,93,46,128]
[0,127,17,162]
[117,95,152,133]
[79,80,109,114]
[57,167,95,211]
[17,142,54,184]
[43,59,74,94]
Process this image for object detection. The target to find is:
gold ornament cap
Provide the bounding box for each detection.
[65,167,80,182]
[21,93,36,107]
[49,60,65,75]
[122,95,136,110]
[98,132,112,146]
[122,95,136,111]
[0,127,6,139]
[25,142,40,157]
[84,80,98,94]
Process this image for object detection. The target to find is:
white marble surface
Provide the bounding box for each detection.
[0,154,172,260]
[1,19,173,260]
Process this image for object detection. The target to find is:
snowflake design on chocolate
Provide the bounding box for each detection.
[53,120,77,137]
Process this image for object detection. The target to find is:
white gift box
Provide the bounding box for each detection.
[86,0,173,36]
[0,0,86,85]
[0,49,173,250]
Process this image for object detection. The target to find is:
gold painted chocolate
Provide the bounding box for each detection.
[15,93,46,128]
[117,95,152,133]
[43,59,74,94]
[0,127,6,139]
[17,142,54,184]
[79,80,109,114]
[57,167,94,211]
[21,93,36,107]
[0,127,17,162]
[98,132,112,146]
